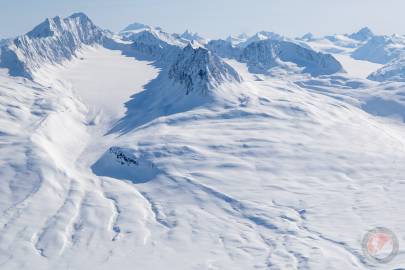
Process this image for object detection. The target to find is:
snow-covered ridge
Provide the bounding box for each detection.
[180,30,206,45]
[240,39,343,76]
[121,24,187,47]
[120,26,188,60]
[208,38,342,76]
[0,13,106,78]
[368,57,405,82]
[206,39,242,58]
[120,22,151,33]
[352,34,405,64]
[169,44,242,95]
[348,27,374,41]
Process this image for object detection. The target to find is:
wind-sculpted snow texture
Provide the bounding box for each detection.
[2,13,405,270]
[0,13,105,78]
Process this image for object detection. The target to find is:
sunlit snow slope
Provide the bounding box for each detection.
[1,15,405,270]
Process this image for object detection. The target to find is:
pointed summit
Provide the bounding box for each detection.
[26,16,64,38]
[0,13,106,78]
[349,27,374,41]
[169,44,242,95]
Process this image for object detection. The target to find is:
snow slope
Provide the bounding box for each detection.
[352,35,405,64]
[207,38,343,76]
[368,57,405,82]
[49,46,158,120]
[240,40,343,76]
[1,12,405,270]
[333,54,382,79]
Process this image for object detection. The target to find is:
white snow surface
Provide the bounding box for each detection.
[352,35,405,64]
[333,54,383,79]
[2,15,405,270]
[52,46,159,120]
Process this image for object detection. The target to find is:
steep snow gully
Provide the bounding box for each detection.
[1,12,405,270]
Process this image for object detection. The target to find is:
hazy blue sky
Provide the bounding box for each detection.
[0,0,404,39]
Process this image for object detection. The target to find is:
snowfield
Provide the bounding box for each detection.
[1,13,405,270]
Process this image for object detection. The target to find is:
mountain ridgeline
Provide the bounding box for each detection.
[169,45,242,95]
[207,38,343,76]
[0,13,106,78]
[0,12,348,87]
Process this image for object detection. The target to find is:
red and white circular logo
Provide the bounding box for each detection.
[362,227,399,264]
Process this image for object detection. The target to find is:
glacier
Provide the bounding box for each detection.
[0,12,405,270]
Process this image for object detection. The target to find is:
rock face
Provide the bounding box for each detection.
[352,35,405,64]
[0,13,105,78]
[92,147,159,184]
[368,57,405,82]
[169,45,242,95]
[240,39,343,76]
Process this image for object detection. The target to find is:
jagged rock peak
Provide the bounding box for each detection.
[27,13,98,39]
[0,12,105,78]
[169,44,242,95]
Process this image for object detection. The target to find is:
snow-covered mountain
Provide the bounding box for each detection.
[302,27,374,54]
[121,22,151,33]
[206,39,242,58]
[348,27,374,41]
[240,39,343,76]
[169,44,241,95]
[180,30,206,45]
[207,38,342,76]
[226,33,249,45]
[300,32,316,41]
[238,31,284,47]
[352,34,405,64]
[368,57,405,82]
[2,12,405,270]
[0,13,106,78]
[119,25,188,60]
